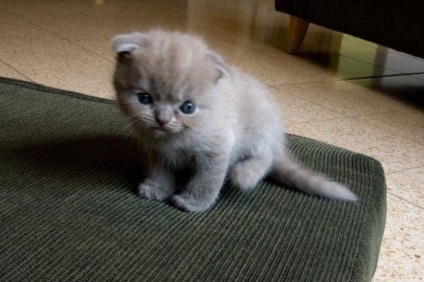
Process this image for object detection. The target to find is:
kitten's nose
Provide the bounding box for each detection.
[155,116,171,126]
[155,113,172,127]
[155,107,173,127]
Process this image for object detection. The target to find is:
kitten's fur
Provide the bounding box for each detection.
[112,30,358,212]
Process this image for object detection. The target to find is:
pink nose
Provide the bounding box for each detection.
[154,107,173,127]
[155,116,171,126]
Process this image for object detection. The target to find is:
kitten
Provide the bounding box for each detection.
[112,30,358,212]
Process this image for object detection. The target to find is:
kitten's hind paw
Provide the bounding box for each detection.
[137,180,172,202]
[171,194,214,213]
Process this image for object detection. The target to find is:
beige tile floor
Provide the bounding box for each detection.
[1,0,423,280]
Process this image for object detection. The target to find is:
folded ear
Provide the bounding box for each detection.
[207,52,231,80]
[111,32,146,53]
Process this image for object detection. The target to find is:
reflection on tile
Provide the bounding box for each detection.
[300,53,400,79]
[274,80,403,117]
[344,49,424,74]
[373,194,424,281]
[287,118,424,173]
[300,31,380,56]
[386,167,424,208]
[185,0,291,50]
[351,76,424,108]
[234,43,337,84]
[295,29,409,79]
[332,56,400,78]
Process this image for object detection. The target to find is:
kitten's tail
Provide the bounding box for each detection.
[272,150,358,202]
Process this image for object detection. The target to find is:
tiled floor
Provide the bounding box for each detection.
[1,0,423,280]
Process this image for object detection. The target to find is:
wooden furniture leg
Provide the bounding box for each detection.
[287,16,310,54]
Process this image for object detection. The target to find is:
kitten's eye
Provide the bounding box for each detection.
[180,101,196,114]
[137,93,153,105]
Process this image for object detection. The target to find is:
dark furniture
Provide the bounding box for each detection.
[275,0,424,58]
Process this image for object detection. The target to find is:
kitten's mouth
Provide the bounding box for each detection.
[150,125,181,136]
[151,126,169,134]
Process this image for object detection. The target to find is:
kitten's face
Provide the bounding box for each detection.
[117,84,202,137]
[112,31,228,138]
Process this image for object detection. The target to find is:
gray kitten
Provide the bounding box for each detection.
[112,30,358,212]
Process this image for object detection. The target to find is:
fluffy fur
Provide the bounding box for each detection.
[112,30,358,212]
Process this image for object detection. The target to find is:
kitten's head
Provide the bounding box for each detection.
[112,30,230,139]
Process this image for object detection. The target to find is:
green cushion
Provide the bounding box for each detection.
[0,77,386,281]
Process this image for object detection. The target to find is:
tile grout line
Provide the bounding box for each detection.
[269,84,416,142]
[268,70,424,89]
[339,52,424,75]
[0,59,33,82]
[270,84,423,146]
[343,72,424,81]
[269,84,379,124]
[268,84,349,118]
[386,191,424,210]
[385,164,424,175]
[353,117,424,148]
[382,163,424,180]
[268,77,344,88]
[1,10,115,64]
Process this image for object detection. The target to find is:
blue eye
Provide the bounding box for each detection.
[137,93,153,105]
[180,101,196,114]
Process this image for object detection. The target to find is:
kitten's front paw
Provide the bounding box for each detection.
[138,180,172,202]
[172,194,214,213]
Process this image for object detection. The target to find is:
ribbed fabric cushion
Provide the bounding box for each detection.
[0,77,386,281]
